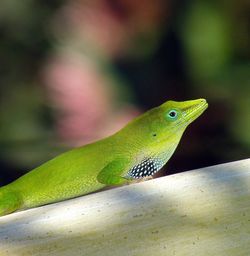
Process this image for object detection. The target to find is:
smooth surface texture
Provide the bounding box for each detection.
[0,158,250,256]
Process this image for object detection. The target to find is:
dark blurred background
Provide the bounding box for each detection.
[0,0,249,186]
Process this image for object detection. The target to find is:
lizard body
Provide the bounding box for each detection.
[0,99,208,216]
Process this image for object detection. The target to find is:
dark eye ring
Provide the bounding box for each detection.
[167,110,178,119]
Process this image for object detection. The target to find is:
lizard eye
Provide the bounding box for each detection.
[167,109,178,120]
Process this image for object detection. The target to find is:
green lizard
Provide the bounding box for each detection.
[0,99,208,216]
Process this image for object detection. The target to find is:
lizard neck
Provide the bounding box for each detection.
[124,131,184,179]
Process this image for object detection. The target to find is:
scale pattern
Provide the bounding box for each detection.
[127,157,163,179]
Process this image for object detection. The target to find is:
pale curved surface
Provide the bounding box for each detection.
[0,158,250,256]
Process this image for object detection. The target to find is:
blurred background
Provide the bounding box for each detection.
[0,0,249,186]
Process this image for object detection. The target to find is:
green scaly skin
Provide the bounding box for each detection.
[0,99,208,216]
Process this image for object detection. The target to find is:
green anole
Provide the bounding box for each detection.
[0,99,208,216]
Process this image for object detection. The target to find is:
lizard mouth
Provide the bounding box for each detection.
[183,99,208,124]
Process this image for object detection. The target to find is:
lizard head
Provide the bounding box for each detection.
[145,98,208,165]
[160,98,208,131]
[137,98,208,150]
[116,98,208,160]
[115,98,208,176]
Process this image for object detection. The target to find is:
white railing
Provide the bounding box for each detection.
[0,158,250,256]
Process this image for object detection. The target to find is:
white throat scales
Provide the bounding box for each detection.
[126,157,164,179]
[126,141,179,179]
